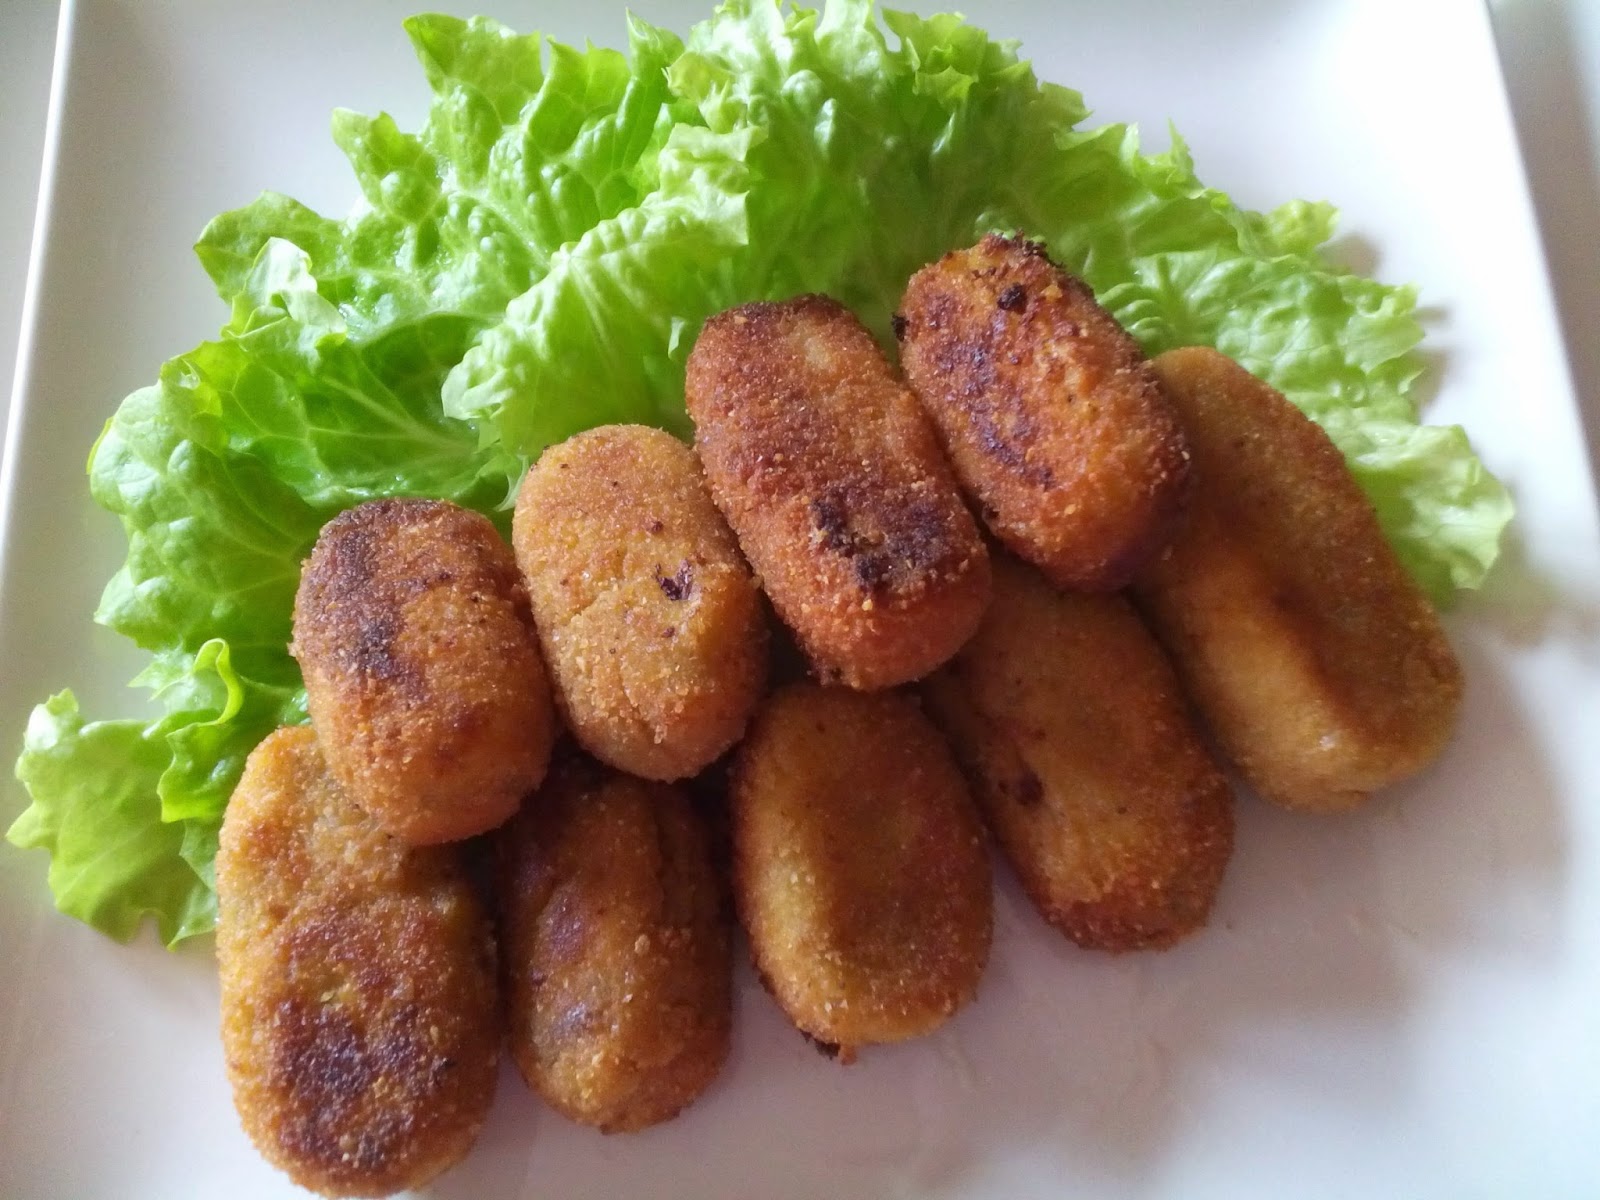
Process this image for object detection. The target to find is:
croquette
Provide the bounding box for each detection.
[216,726,499,1199]
[496,756,731,1133]
[923,553,1234,951]
[896,235,1190,590]
[512,425,767,782]
[1131,346,1463,812]
[685,295,991,689]
[292,497,554,844]
[730,684,992,1060]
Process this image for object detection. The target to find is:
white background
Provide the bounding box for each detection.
[0,2,1597,1199]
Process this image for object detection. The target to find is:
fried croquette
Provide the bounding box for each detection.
[292,497,554,844]
[896,234,1191,590]
[216,726,499,1199]
[730,684,991,1060]
[685,295,991,689]
[922,553,1234,951]
[496,756,731,1133]
[512,425,767,781]
[1130,346,1463,812]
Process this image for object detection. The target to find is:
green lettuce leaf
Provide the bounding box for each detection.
[11,693,211,946]
[9,642,300,946]
[9,0,1513,946]
[446,0,1509,597]
[194,14,694,341]
[441,123,754,454]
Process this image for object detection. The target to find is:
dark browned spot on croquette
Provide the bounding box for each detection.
[656,562,694,601]
[267,995,449,1177]
[808,492,853,554]
[1009,766,1044,808]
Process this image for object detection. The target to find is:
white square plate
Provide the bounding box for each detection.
[3,1,1598,1197]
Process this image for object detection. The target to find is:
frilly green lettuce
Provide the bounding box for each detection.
[8,0,1512,944]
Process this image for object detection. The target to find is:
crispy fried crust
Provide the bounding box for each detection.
[292,498,554,844]
[923,554,1233,951]
[730,684,992,1060]
[496,757,732,1133]
[1132,347,1464,812]
[896,235,1190,590]
[685,295,991,689]
[216,726,499,1198]
[512,425,768,781]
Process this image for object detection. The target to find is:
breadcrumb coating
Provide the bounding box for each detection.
[924,553,1234,951]
[496,756,732,1133]
[293,497,554,844]
[1132,346,1463,811]
[730,684,991,1061]
[897,235,1190,590]
[513,425,767,782]
[216,726,499,1198]
[686,295,991,689]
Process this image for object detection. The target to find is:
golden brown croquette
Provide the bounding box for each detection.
[513,425,767,782]
[730,684,991,1061]
[896,235,1190,590]
[923,553,1234,951]
[216,726,499,1198]
[685,295,991,689]
[496,756,732,1133]
[1131,346,1463,812]
[292,497,554,844]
